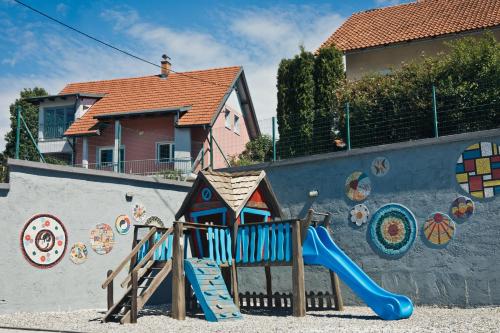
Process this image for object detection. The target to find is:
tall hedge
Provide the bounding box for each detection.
[340,32,499,148]
[276,47,316,158]
[313,46,344,153]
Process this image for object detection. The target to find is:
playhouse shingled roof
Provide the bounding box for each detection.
[320,0,500,52]
[175,169,283,220]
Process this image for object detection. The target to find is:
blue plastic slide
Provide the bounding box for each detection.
[302,226,413,320]
[184,258,242,322]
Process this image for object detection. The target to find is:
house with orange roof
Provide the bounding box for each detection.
[320,0,500,80]
[27,57,260,176]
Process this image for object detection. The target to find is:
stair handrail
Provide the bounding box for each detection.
[102,227,158,289]
[119,227,174,288]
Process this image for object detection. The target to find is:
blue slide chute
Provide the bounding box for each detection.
[302,226,413,320]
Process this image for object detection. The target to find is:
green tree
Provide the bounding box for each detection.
[313,46,345,153]
[231,135,273,166]
[3,87,48,160]
[276,46,315,158]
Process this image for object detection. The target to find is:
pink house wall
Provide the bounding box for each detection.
[73,106,252,173]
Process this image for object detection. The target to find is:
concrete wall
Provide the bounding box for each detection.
[345,28,500,80]
[0,160,190,313]
[228,129,500,307]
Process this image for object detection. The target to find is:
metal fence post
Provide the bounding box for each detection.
[272,117,276,162]
[209,127,213,169]
[345,102,351,150]
[15,105,21,159]
[432,85,439,138]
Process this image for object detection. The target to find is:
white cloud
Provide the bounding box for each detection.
[374,0,406,6]
[56,3,68,16]
[0,4,345,151]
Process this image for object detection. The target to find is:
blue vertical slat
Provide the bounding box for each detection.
[284,223,291,262]
[256,225,264,262]
[208,227,214,261]
[155,232,161,260]
[263,224,270,261]
[277,224,284,261]
[270,225,277,262]
[166,234,174,259]
[250,226,256,263]
[220,228,227,264]
[195,230,204,258]
[242,227,249,263]
[226,229,232,265]
[214,227,221,265]
[235,228,242,263]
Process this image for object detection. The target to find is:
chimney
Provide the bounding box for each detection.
[160,54,171,78]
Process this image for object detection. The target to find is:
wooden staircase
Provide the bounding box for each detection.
[101,226,174,324]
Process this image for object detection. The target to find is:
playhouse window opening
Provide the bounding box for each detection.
[243,212,268,224]
[196,213,224,226]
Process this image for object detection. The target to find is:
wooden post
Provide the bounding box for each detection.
[230,218,240,308]
[330,271,344,311]
[131,270,138,324]
[106,270,113,310]
[130,226,139,272]
[265,266,272,307]
[292,219,306,317]
[172,222,186,320]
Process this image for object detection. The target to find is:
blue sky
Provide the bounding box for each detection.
[0,0,408,151]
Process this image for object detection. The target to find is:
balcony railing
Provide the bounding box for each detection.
[41,122,73,140]
[73,158,193,179]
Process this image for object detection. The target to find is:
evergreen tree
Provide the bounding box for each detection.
[313,46,345,153]
[276,58,293,158]
[3,87,48,160]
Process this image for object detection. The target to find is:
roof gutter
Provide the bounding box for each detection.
[94,106,192,120]
[24,93,105,104]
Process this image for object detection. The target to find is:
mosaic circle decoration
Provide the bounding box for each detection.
[69,242,88,264]
[132,203,147,222]
[455,142,500,199]
[20,214,68,269]
[115,215,132,235]
[423,212,456,246]
[345,171,371,201]
[371,157,390,177]
[451,196,475,220]
[201,187,212,201]
[350,204,370,226]
[90,223,115,255]
[369,204,417,256]
[145,216,164,228]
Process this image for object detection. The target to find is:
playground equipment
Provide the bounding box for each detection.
[101,170,413,323]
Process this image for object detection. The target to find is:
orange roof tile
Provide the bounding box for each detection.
[63,66,241,136]
[321,0,500,52]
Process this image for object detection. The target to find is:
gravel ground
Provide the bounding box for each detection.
[0,306,499,333]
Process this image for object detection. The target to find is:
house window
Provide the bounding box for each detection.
[224,110,231,129]
[42,106,75,139]
[234,114,240,134]
[97,146,125,172]
[156,142,175,162]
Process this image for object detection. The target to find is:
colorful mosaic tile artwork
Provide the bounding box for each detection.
[455,142,500,199]
[371,157,390,177]
[90,223,115,255]
[115,215,131,235]
[423,212,456,246]
[69,242,88,264]
[20,214,68,269]
[369,204,417,256]
[132,203,147,222]
[345,171,371,201]
[350,204,370,226]
[146,216,164,228]
[451,196,475,220]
